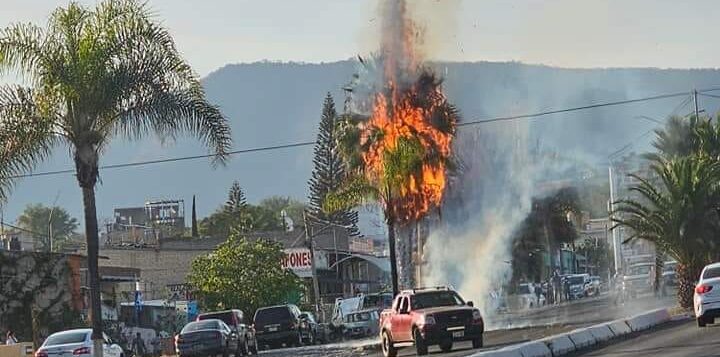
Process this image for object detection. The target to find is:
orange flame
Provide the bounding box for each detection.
[361,80,454,222]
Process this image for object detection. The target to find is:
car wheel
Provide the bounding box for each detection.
[381,331,398,357]
[698,317,707,327]
[413,328,428,356]
[472,335,484,349]
[439,340,453,353]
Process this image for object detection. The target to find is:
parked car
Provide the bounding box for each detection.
[197,309,257,355]
[343,309,380,339]
[515,283,542,309]
[379,286,484,356]
[694,262,720,327]
[565,274,590,300]
[623,262,654,299]
[36,329,124,357]
[253,304,310,349]
[175,319,238,357]
[586,276,601,296]
[661,261,678,296]
[299,311,318,345]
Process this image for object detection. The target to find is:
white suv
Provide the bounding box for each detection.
[693,262,720,327]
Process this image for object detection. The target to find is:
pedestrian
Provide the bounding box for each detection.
[551,269,561,304]
[5,330,17,345]
[534,281,542,306]
[563,277,570,301]
[131,332,146,357]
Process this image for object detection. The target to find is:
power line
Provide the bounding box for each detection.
[9,141,316,179]
[0,221,47,238]
[457,91,691,126]
[5,89,718,180]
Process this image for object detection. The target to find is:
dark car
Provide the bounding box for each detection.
[661,261,678,296]
[254,304,310,349]
[379,287,483,356]
[175,319,238,357]
[197,309,257,355]
[299,311,319,345]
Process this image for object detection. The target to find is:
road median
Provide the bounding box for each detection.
[469,307,677,357]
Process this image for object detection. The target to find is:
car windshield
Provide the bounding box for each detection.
[628,265,652,275]
[704,267,720,279]
[517,285,532,294]
[255,307,292,325]
[182,321,220,333]
[411,291,464,309]
[44,332,88,346]
[198,311,235,326]
[664,264,677,272]
[364,294,393,309]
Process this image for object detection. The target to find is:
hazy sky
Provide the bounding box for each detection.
[2,0,718,77]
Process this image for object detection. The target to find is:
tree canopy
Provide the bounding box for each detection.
[17,203,78,252]
[187,235,303,318]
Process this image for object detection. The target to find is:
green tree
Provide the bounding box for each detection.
[307,94,359,235]
[17,203,78,252]
[613,157,720,308]
[0,0,232,346]
[258,195,307,230]
[188,235,303,318]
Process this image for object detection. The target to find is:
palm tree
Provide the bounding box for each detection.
[613,157,720,307]
[326,71,458,295]
[0,0,231,349]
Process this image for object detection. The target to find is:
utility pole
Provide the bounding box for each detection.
[303,212,322,315]
[608,166,620,274]
[693,89,700,121]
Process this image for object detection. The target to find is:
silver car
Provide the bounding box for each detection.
[343,309,380,339]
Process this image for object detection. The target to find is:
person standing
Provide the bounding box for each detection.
[5,330,17,345]
[131,332,146,357]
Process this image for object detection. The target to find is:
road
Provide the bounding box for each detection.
[258,294,676,357]
[579,318,720,357]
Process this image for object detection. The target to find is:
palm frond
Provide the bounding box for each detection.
[0,86,57,203]
[324,176,379,213]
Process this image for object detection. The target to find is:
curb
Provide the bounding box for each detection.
[469,307,674,357]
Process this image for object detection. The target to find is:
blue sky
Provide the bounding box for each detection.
[2,0,718,77]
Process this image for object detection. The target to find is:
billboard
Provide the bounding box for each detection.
[282,248,328,278]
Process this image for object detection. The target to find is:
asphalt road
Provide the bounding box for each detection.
[258,294,677,357]
[579,318,720,357]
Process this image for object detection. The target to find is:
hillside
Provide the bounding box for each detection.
[4,60,720,228]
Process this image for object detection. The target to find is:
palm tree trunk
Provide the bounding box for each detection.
[677,261,703,309]
[74,145,103,357]
[81,185,104,356]
[387,219,399,296]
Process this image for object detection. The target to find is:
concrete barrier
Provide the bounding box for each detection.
[607,319,632,337]
[540,334,576,356]
[469,347,522,357]
[516,341,552,357]
[587,325,614,342]
[626,312,652,332]
[0,343,33,357]
[567,328,596,349]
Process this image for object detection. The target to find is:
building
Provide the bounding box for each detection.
[96,228,390,310]
[0,251,85,343]
[104,199,186,246]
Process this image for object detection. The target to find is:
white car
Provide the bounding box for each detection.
[35,329,124,357]
[693,262,720,327]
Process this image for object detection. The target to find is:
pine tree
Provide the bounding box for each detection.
[191,195,199,238]
[224,181,248,214]
[308,93,360,235]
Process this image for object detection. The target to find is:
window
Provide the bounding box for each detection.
[399,297,409,313]
[410,291,464,310]
[181,320,221,333]
[704,267,720,279]
[44,332,89,346]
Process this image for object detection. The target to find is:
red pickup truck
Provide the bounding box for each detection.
[379,287,484,356]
